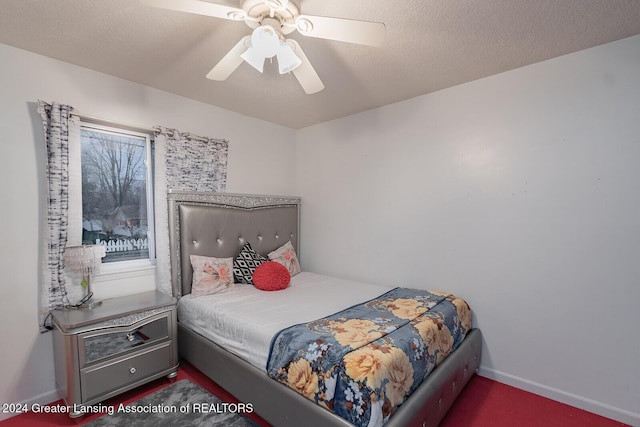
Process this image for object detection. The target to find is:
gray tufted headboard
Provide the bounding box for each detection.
[167,191,300,297]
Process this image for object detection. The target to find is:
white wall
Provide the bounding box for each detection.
[296,35,640,425]
[0,43,296,420]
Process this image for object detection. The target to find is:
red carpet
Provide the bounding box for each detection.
[440,375,628,427]
[0,365,628,427]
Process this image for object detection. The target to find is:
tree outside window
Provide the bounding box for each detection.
[81,127,151,262]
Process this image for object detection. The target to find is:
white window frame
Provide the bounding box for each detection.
[76,121,156,273]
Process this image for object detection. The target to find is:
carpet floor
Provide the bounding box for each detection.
[0,362,630,426]
[440,375,630,427]
[0,362,268,427]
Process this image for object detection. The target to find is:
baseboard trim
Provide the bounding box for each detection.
[478,366,639,427]
[0,389,60,422]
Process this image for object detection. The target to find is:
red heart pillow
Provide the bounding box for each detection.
[252,261,291,291]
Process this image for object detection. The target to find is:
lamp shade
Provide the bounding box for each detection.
[277,41,302,74]
[64,245,106,278]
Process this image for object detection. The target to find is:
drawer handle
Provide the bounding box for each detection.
[129,367,137,375]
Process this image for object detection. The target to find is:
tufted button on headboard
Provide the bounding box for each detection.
[167,191,300,297]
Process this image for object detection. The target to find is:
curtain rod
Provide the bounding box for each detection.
[73,111,213,143]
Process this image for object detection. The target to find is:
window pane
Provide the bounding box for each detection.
[81,128,150,262]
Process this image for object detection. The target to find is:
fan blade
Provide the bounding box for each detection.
[295,15,385,47]
[206,36,250,81]
[140,0,247,21]
[288,40,324,94]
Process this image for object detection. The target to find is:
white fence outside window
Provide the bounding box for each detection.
[96,238,149,253]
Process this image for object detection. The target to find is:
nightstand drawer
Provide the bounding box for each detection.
[81,341,172,402]
[80,314,170,366]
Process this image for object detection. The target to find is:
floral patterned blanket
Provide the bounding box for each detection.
[267,288,472,427]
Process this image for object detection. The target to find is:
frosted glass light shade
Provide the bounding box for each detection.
[250,25,279,58]
[241,25,283,73]
[241,47,266,72]
[277,41,301,74]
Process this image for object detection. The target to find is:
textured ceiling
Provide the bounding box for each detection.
[1,0,640,128]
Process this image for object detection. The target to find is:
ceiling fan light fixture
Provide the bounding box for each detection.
[249,25,280,58]
[240,47,266,72]
[143,0,386,93]
[277,41,301,74]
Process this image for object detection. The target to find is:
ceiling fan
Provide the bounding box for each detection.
[140,0,385,94]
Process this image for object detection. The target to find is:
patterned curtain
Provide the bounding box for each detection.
[154,127,228,295]
[37,100,79,331]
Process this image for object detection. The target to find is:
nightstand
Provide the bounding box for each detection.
[51,291,179,417]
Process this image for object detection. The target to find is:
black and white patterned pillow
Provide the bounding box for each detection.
[233,243,267,284]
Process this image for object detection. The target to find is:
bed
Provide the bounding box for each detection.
[168,191,482,427]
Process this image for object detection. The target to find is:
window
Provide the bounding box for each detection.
[80,123,155,264]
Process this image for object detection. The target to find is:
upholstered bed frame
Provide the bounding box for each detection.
[168,191,482,427]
